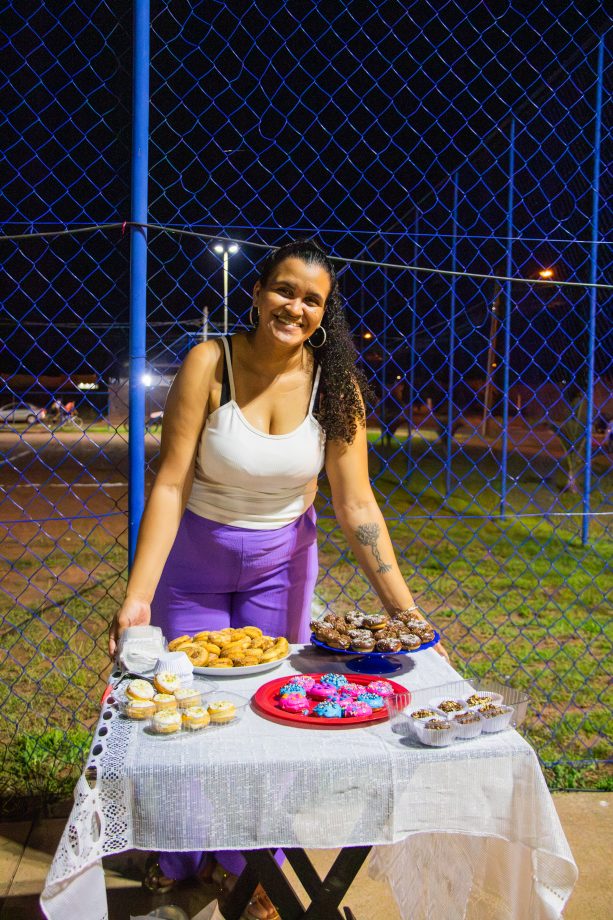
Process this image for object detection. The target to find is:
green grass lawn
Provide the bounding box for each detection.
[0,435,611,812]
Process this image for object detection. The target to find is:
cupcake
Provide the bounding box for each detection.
[415,718,456,747]
[153,693,178,711]
[124,699,155,720]
[151,710,182,734]
[478,705,514,733]
[174,687,202,709]
[452,711,483,740]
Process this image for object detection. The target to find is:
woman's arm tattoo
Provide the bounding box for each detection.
[355,522,392,574]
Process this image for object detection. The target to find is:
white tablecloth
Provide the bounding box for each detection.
[41,646,577,920]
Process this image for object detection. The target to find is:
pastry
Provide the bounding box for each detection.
[207,700,237,723]
[437,699,464,713]
[399,633,421,650]
[279,693,310,714]
[425,718,453,731]
[320,673,348,689]
[126,679,155,701]
[206,657,234,668]
[410,708,440,720]
[182,644,209,667]
[151,710,182,734]
[125,699,155,719]
[168,635,193,652]
[350,636,375,652]
[342,700,373,718]
[153,693,177,711]
[366,680,394,698]
[362,613,389,631]
[326,633,351,650]
[453,712,480,725]
[174,687,202,708]
[356,692,385,709]
[279,682,307,697]
[309,682,338,700]
[153,672,182,695]
[466,693,495,707]
[292,675,316,691]
[375,637,402,653]
[312,701,343,718]
[181,706,211,730]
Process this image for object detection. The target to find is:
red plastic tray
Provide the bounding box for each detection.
[252,673,410,728]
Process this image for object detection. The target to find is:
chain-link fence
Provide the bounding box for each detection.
[1,1,611,812]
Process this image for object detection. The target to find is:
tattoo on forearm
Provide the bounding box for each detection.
[355,522,392,574]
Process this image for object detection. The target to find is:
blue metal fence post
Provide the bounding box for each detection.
[500,118,516,516]
[407,214,419,473]
[128,0,150,568]
[445,174,459,497]
[582,37,604,546]
[380,236,389,471]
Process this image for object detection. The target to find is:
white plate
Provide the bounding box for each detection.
[193,651,290,678]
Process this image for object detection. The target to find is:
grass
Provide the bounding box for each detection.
[0,433,611,810]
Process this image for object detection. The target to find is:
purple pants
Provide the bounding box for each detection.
[152,506,318,881]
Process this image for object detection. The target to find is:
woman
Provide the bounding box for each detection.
[109,239,446,918]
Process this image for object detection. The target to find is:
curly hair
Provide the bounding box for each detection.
[257,240,371,444]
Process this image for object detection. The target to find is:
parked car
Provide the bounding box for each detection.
[0,401,47,425]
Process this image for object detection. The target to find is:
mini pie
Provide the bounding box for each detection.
[151,711,182,734]
[153,693,177,711]
[181,706,211,730]
[125,699,155,719]
[174,687,202,708]
[207,700,237,723]
[153,672,182,694]
[126,679,155,701]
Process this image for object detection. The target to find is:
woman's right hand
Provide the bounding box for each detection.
[109,596,151,660]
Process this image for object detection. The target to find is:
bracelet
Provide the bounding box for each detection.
[393,605,419,616]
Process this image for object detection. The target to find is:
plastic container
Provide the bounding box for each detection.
[385,692,413,735]
[410,678,529,730]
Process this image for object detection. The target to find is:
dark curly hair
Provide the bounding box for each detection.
[257,240,371,444]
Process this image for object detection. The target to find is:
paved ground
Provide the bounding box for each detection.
[0,793,610,919]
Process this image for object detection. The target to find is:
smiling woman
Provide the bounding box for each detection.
[108,239,446,913]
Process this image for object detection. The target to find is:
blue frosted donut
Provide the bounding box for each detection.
[313,701,343,718]
[279,682,307,697]
[320,673,348,689]
[356,692,385,709]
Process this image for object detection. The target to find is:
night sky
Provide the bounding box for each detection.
[1,0,610,393]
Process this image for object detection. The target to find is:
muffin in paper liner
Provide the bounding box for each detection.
[412,718,457,747]
[463,690,504,708]
[154,651,194,687]
[451,710,483,740]
[478,705,514,733]
[427,695,468,715]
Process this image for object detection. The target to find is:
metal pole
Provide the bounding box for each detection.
[500,118,516,517]
[407,213,419,472]
[223,251,229,334]
[128,0,150,569]
[380,237,388,470]
[445,173,459,497]
[582,36,604,545]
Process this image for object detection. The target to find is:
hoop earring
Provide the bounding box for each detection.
[249,305,259,327]
[308,325,327,349]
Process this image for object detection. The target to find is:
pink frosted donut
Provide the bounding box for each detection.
[279,693,310,713]
[343,701,373,718]
[292,675,316,691]
[342,682,364,698]
[308,682,338,701]
[366,680,394,698]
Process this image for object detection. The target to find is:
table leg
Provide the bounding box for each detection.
[219,857,260,920]
[298,846,371,920]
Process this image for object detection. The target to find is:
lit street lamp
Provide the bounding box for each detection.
[213,242,239,333]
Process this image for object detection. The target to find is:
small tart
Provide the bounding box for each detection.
[207,699,237,723]
[153,693,177,711]
[153,672,182,694]
[174,687,202,708]
[151,710,182,734]
[125,699,155,719]
[181,706,211,730]
[126,679,155,701]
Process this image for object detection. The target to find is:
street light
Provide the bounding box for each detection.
[213,242,239,333]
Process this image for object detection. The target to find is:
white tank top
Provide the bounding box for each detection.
[186,337,326,529]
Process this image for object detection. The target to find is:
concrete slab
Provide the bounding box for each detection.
[553,792,612,920]
[0,823,31,899]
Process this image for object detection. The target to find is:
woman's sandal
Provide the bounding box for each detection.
[210,862,279,920]
[142,855,177,893]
